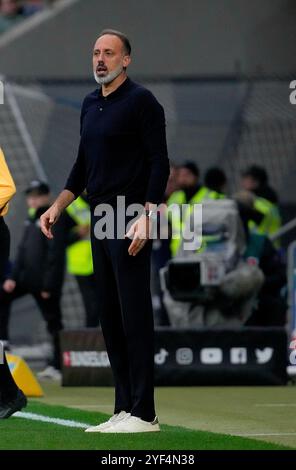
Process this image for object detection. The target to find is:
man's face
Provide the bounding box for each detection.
[177,168,198,189]
[26,193,50,209]
[241,176,258,192]
[92,34,131,85]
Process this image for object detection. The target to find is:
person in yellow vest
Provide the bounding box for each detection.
[66,194,100,327]
[0,147,27,418]
[167,162,226,257]
[241,165,281,244]
[204,167,227,197]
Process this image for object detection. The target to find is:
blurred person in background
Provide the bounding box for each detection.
[0,147,27,419]
[172,161,201,203]
[65,193,100,327]
[0,0,23,34]
[204,167,227,197]
[241,165,278,203]
[241,165,281,244]
[0,180,68,381]
[235,191,287,326]
[167,161,201,257]
[150,165,179,326]
[0,0,44,34]
[164,163,179,201]
[167,162,226,257]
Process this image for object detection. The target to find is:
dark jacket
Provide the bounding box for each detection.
[244,232,286,295]
[11,206,69,295]
[254,185,279,204]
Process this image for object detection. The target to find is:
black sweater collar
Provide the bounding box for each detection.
[98,77,131,101]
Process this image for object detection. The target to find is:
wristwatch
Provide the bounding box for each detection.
[143,209,157,221]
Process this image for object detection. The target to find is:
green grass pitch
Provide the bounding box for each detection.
[0,400,293,450]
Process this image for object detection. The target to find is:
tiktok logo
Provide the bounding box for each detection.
[154,348,169,365]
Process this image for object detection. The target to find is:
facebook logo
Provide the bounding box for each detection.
[230,348,247,364]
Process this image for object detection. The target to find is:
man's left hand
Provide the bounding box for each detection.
[125,215,151,256]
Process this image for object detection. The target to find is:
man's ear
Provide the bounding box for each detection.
[123,55,131,68]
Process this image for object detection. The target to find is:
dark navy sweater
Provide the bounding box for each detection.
[65,77,170,207]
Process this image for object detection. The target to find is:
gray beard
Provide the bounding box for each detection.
[93,64,124,85]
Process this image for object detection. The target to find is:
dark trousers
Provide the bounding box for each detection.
[0,218,18,400]
[91,213,156,422]
[0,286,63,369]
[75,274,100,327]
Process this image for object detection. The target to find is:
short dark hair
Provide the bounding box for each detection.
[180,161,199,178]
[242,165,268,185]
[98,29,131,55]
[205,167,227,192]
[25,180,50,196]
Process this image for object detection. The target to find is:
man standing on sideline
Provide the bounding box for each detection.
[40,30,170,433]
[0,147,27,418]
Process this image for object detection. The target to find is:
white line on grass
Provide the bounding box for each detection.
[236,433,296,437]
[254,404,296,407]
[13,411,91,429]
[70,405,112,409]
[13,412,296,439]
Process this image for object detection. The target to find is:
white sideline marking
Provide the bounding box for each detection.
[254,404,296,407]
[13,412,296,439]
[237,432,296,437]
[13,411,91,429]
[71,405,112,409]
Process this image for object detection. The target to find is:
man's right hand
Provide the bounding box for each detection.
[40,204,61,239]
[3,279,16,293]
[40,190,75,239]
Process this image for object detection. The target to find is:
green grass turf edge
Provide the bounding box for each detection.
[0,401,293,451]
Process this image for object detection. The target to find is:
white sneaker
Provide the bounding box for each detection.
[37,366,61,381]
[100,415,160,433]
[85,411,131,433]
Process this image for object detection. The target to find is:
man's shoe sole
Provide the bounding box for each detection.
[100,424,161,433]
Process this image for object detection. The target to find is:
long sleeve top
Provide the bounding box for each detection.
[0,147,16,217]
[64,77,170,207]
